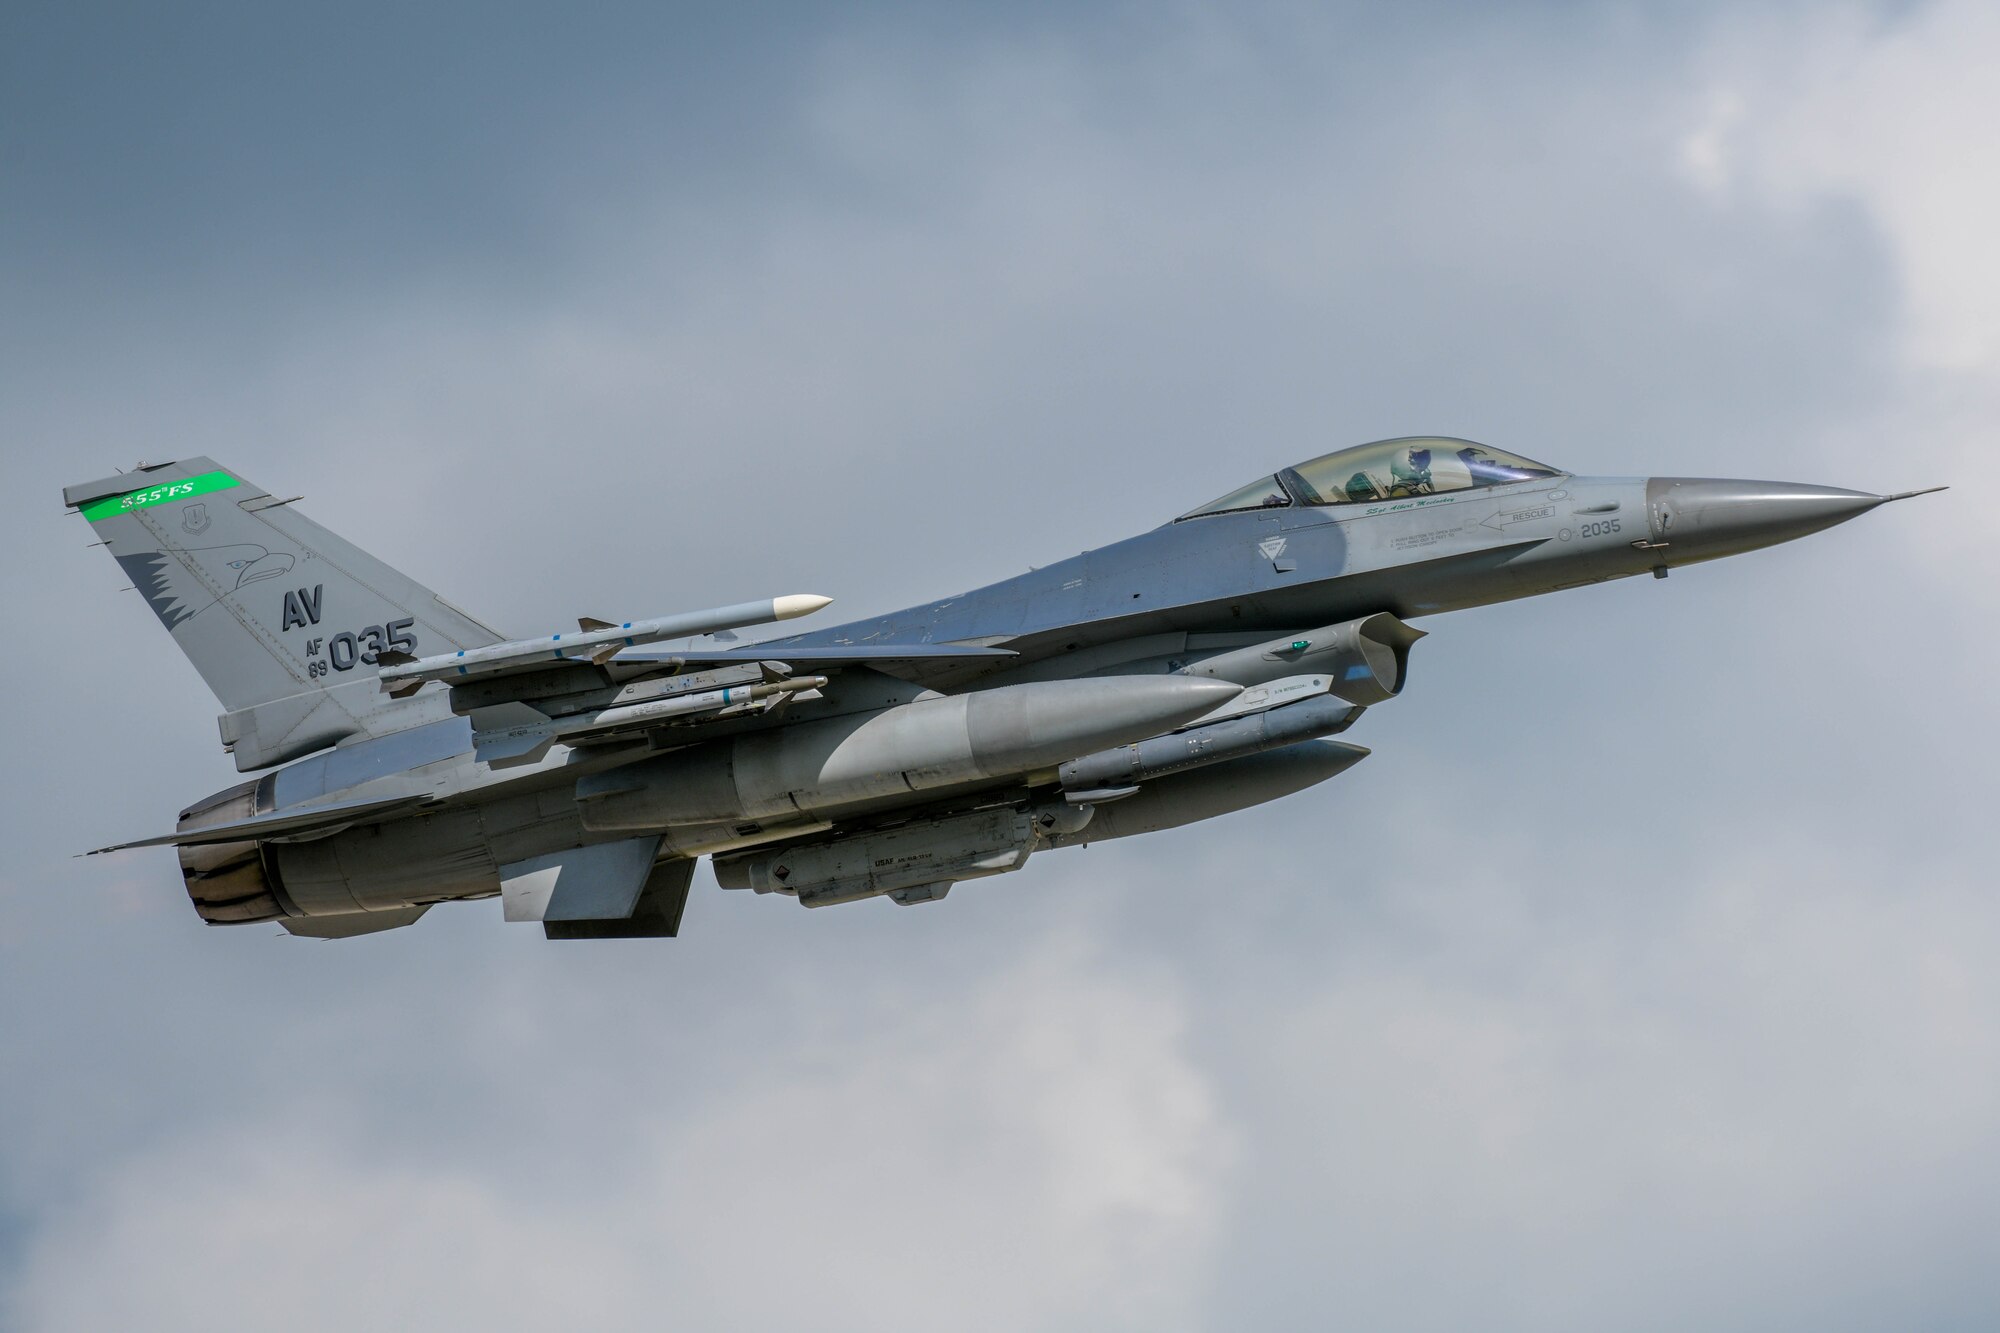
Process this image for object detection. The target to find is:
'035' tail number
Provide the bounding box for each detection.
[303,619,418,678]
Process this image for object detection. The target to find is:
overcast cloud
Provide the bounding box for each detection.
[1,3,1993,1329]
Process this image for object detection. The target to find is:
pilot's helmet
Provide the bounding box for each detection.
[1407,447,1431,471]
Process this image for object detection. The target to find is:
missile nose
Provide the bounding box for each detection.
[772,594,835,620]
[1645,477,1944,565]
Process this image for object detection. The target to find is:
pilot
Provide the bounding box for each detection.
[1389,446,1434,497]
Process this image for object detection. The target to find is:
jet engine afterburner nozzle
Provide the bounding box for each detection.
[173,781,285,925]
[1178,611,1425,705]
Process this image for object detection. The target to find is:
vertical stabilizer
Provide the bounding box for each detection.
[65,459,504,769]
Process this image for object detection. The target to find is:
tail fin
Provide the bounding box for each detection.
[66,458,505,770]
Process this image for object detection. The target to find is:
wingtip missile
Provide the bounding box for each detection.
[773,594,835,620]
[379,594,838,693]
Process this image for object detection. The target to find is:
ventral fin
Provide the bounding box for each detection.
[500,836,664,924]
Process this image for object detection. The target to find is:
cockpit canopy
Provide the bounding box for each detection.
[1180,437,1563,520]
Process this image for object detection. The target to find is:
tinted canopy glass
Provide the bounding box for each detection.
[1180,474,1293,518]
[1182,437,1560,519]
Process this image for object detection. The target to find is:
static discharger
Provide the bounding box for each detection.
[377,594,832,696]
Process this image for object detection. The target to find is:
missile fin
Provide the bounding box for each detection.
[474,733,557,768]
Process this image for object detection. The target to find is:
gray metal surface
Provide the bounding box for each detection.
[572,675,1242,830]
[1044,739,1373,846]
[376,594,832,692]
[67,458,502,771]
[543,857,696,939]
[1058,694,1363,794]
[501,836,663,922]
[67,439,1944,939]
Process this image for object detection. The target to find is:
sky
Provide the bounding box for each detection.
[1,2,1994,1328]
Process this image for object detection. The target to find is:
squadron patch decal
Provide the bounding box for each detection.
[80,470,240,522]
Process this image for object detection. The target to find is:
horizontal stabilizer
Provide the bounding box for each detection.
[283,905,431,938]
[88,792,436,854]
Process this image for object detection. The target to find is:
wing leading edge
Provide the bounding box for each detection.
[612,643,1016,667]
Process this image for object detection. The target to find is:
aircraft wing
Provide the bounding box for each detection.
[611,643,1015,667]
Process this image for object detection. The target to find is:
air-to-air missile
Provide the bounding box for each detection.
[66,439,1943,939]
[375,594,834,693]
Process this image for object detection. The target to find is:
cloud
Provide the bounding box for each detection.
[1675,0,1992,593]
[1216,838,2000,1328]
[7,932,1228,1333]
[3,4,1993,1331]
[1680,1,2000,374]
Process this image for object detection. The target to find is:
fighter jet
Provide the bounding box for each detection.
[67,439,1942,939]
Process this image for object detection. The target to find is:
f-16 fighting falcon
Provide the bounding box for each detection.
[69,440,1942,939]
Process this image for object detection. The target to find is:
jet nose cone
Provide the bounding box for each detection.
[1646,477,1904,564]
